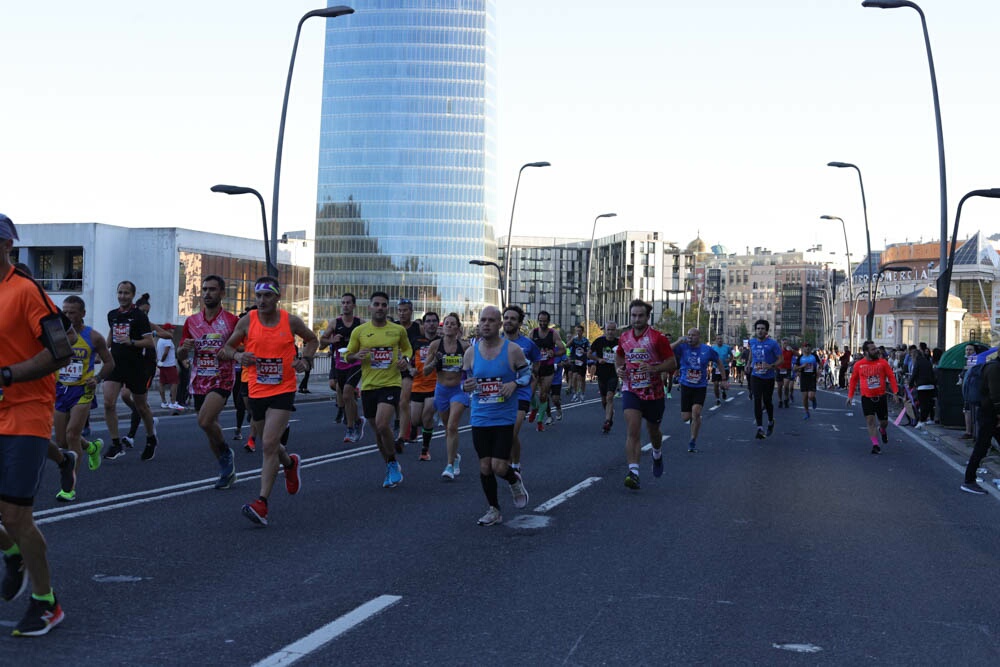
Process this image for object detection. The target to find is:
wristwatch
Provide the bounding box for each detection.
[1,366,13,387]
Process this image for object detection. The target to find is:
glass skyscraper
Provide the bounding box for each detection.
[313,0,498,325]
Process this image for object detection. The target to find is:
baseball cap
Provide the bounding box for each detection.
[162,323,176,330]
[0,214,18,241]
[398,298,412,306]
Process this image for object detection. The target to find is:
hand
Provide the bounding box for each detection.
[395,357,409,371]
[462,376,476,392]
[616,366,625,379]
[181,339,196,352]
[239,351,257,367]
[332,334,343,345]
[500,381,516,398]
[85,377,98,389]
[845,398,852,407]
[293,358,309,373]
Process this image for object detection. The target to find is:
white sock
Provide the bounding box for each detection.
[629,463,639,474]
[651,448,662,460]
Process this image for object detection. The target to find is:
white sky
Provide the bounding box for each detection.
[2,0,998,271]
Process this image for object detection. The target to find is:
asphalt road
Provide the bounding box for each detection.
[2,383,998,665]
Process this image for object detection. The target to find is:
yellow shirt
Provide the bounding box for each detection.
[346,321,413,390]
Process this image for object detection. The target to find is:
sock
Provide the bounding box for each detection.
[280,426,290,446]
[32,589,55,605]
[651,447,662,460]
[871,436,879,446]
[113,438,121,447]
[147,435,157,445]
[530,395,538,411]
[128,411,140,438]
[480,473,499,507]
[629,463,639,474]
[2,544,19,557]
[422,428,433,449]
[510,462,520,471]
[502,467,519,484]
[387,456,397,464]
[538,400,549,421]
[258,495,268,505]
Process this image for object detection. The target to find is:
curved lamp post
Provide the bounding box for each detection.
[271,6,354,279]
[862,0,947,348]
[469,259,505,308]
[585,212,617,333]
[211,184,276,277]
[821,215,855,351]
[827,161,874,340]
[503,161,550,305]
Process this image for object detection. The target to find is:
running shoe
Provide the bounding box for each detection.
[160,402,170,409]
[140,440,157,461]
[87,439,103,471]
[215,448,237,490]
[335,409,344,424]
[284,454,301,495]
[12,596,64,637]
[242,499,268,525]
[55,489,76,502]
[755,427,765,440]
[441,464,455,480]
[419,449,431,461]
[384,461,403,488]
[723,391,728,400]
[879,426,888,444]
[120,435,135,449]
[356,417,367,440]
[601,419,612,434]
[58,450,77,495]
[871,445,881,455]
[245,435,256,453]
[536,421,545,432]
[453,453,461,476]
[766,421,775,437]
[666,392,672,399]
[168,402,184,411]
[653,452,664,477]
[960,481,988,495]
[688,441,697,453]
[803,412,810,420]
[716,399,721,407]
[233,430,242,441]
[556,408,563,421]
[527,409,537,423]
[625,471,641,489]
[477,506,502,526]
[344,427,357,444]
[510,472,529,509]
[812,397,817,409]
[544,415,553,426]
[103,442,125,460]
[394,438,405,454]
[1,552,27,602]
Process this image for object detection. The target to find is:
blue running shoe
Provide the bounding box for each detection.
[652,453,664,477]
[215,447,236,490]
[388,460,403,486]
[687,440,697,453]
[803,412,811,420]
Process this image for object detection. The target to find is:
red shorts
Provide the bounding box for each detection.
[158,365,179,385]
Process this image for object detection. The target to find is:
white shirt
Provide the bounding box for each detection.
[156,337,176,368]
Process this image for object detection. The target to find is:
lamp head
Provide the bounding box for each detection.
[598,213,617,219]
[820,215,841,221]
[211,184,254,196]
[307,6,355,19]
[525,161,551,168]
[827,161,854,169]
[862,1,913,9]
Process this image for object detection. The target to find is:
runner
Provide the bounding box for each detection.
[672,328,722,452]
[319,293,365,443]
[615,299,676,489]
[409,312,440,461]
[733,345,745,385]
[663,333,676,399]
[775,338,792,408]
[345,291,412,488]
[846,340,899,454]
[177,275,241,490]
[793,341,820,419]
[566,324,590,403]
[394,298,423,450]
[748,319,781,440]
[221,276,314,525]
[461,306,530,526]
[502,305,541,474]
[547,351,566,425]
[53,296,114,501]
[427,313,468,479]
[590,321,620,433]
[102,281,159,461]
[528,311,565,431]
[710,334,732,406]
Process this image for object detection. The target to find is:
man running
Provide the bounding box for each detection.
[590,321,620,433]
[733,345,745,385]
[427,313,468,479]
[616,299,676,489]
[394,298,423,450]
[710,334,731,406]
[178,275,241,490]
[54,296,114,500]
[672,328,722,452]
[320,293,365,443]
[748,319,781,440]
[346,291,413,488]
[102,281,159,461]
[221,277,314,525]
[793,341,820,419]
[846,340,899,454]
[502,306,540,474]
[409,312,440,461]
[462,306,530,526]
[528,310,565,431]
[566,324,590,403]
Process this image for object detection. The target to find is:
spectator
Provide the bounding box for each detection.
[156,324,182,410]
[910,347,937,430]
[839,347,851,389]
[961,354,1000,495]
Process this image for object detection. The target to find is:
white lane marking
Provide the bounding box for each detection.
[709,404,720,411]
[773,643,822,653]
[252,595,402,667]
[506,515,552,529]
[641,435,669,452]
[831,425,839,432]
[533,477,602,513]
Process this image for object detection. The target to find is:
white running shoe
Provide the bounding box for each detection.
[477,506,502,526]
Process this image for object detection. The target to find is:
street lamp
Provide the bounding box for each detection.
[211,184,276,277]
[862,1,947,349]
[503,161,550,305]
[271,6,354,282]
[585,212,617,334]
[469,259,505,308]
[827,161,874,340]
[821,215,855,351]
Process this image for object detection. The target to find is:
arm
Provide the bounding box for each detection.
[318,322,337,350]
[423,339,440,376]
[846,365,858,402]
[885,361,899,395]
[502,342,528,397]
[220,317,250,363]
[177,320,193,361]
[461,345,476,392]
[89,330,115,386]
[2,347,71,386]
[552,330,566,357]
[160,341,171,363]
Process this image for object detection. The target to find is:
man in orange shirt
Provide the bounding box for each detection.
[0,214,73,636]
[846,340,899,454]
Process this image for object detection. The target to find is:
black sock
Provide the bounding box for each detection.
[280,426,290,446]
[480,473,499,507]
[258,495,268,505]
[422,428,433,449]
[128,411,140,438]
[113,438,121,447]
[502,467,519,484]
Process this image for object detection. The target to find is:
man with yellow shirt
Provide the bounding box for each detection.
[347,291,413,488]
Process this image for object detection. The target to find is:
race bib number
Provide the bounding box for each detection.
[866,375,881,390]
[574,359,585,366]
[685,369,702,384]
[257,358,283,385]
[59,361,84,383]
[626,347,650,364]
[112,323,130,344]
[418,346,429,364]
[574,347,585,357]
[539,349,552,361]
[476,377,504,404]
[754,361,767,372]
[441,354,463,373]
[370,347,393,370]
[195,334,224,377]
[630,369,651,389]
[802,363,815,374]
[603,349,616,363]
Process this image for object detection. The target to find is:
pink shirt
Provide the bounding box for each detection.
[616,326,674,400]
[181,308,239,394]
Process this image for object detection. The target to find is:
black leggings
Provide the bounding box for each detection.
[917,389,936,423]
[965,404,998,483]
[750,376,775,426]
[233,376,247,429]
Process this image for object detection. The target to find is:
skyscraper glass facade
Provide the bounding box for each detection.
[314,0,498,325]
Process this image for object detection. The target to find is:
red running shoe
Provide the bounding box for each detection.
[284,454,301,495]
[527,409,537,423]
[242,498,268,526]
[244,435,256,453]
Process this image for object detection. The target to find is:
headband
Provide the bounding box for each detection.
[254,282,280,295]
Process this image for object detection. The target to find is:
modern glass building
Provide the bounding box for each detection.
[314,0,498,326]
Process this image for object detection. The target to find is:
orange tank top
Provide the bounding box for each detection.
[246,309,297,398]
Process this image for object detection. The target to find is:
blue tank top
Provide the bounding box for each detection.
[470,338,517,427]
